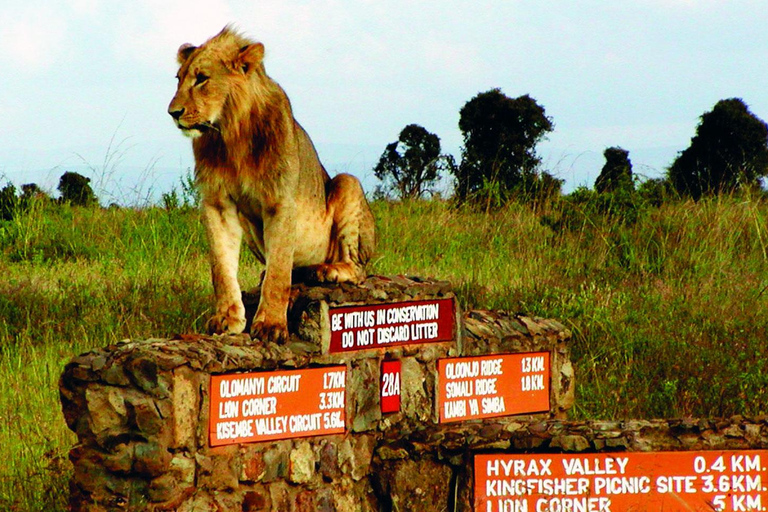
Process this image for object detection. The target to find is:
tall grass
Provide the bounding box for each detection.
[0,194,766,510]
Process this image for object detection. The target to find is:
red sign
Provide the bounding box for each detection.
[381,360,401,414]
[329,298,455,353]
[209,366,346,446]
[438,352,550,423]
[475,451,768,512]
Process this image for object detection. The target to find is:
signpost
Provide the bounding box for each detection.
[438,352,550,423]
[209,366,346,446]
[329,298,455,353]
[475,451,768,512]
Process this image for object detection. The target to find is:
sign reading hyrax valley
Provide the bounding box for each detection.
[209,366,346,446]
[475,451,768,512]
[438,352,550,423]
[329,298,455,353]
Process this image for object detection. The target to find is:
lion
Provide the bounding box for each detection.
[168,26,375,343]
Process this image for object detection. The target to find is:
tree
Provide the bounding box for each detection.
[19,183,51,207]
[0,182,18,221]
[58,172,98,206]
[595,147,634,194]
[374,124,446,199]
[668,98,768,199]
[453,89,553,204]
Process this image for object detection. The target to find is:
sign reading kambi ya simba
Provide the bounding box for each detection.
[209,366,346,446]
[438,352,550,423]
[475,451,768,512]
[329,298,455,353]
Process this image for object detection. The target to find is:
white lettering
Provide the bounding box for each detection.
[289,413,322,433]
[323,370,346,389]
[267,374,302,394]
[445,361,480,379]
[216,419,254,440]
[242,397,277,417]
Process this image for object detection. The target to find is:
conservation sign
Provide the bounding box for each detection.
[438,352,550,423]
[475,451,767,512]
[209,366,346,446]
[328,298,455,353]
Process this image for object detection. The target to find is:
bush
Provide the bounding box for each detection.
[57,172,98,206]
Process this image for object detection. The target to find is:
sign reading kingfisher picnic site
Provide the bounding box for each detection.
[438,352,550,423]
[209,366,346,446]
[475,451,768,512]
[329,298,455,353]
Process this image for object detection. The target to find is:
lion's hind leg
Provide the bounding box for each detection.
[296,173,375,285]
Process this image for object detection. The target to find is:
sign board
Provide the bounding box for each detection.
[475,451,768,512]
[438,352,550,423]
[380,360,402,414]
[209,366,346,446]
[329,298,455,353]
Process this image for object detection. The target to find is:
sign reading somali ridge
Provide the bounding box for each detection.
[209,366,346,446]
[328,298,455,353]
[475,451,768,512]
[438,352,550,423]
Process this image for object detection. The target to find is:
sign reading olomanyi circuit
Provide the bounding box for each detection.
[475,451,767,512]
[329,298,455,353]
[209,366,346,446]
[438,352,550,423]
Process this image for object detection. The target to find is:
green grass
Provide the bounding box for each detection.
[1,195,767,510]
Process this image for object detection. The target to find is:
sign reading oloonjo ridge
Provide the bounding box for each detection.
[209,366,346,446]
[328,298,455,353]
[438,352,550,423]
[475,451,767,512]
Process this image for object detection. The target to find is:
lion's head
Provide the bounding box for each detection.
[168,26,266,138]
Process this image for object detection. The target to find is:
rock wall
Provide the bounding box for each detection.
[59,276,767,511]
[60,276,574,511]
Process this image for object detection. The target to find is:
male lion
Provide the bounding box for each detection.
[168,27,375,343]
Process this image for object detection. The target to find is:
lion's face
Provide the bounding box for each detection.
[168,28,264,138]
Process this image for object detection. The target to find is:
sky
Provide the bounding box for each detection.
[1,0,767,203]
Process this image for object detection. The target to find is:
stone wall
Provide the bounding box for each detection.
[59,276,768,511]
[60,276,575,511]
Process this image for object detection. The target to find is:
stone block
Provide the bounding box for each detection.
[240,447,266,483]
[172,366,199,451]
[289,441,315,484]
[380,458,454,512]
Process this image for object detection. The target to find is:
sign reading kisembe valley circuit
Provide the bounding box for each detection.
[475,451,768,512]
[328,298,455,353]
[209,366,346,446]
[438,352,550,423]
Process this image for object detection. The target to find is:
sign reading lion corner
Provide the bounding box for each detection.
[209,366,346,446]
[475,451,768,512]
[329,298,455,353]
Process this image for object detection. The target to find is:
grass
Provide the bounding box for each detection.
[0,194,767,510]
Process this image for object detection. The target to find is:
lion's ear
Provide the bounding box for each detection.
[237,43,264,74]
[177,43,197,65]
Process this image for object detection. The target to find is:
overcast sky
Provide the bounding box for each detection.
[2,0,767,202]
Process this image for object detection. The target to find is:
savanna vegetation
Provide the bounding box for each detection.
[1,92,766,510]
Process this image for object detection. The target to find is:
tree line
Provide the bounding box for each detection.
[374,91,768,205]
[0,172,98,220]
[3,92,766,220]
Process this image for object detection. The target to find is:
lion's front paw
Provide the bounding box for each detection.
[206,304,247,335]
[313,263,365,284]
[314,264,341,283]
[250,320,289,344]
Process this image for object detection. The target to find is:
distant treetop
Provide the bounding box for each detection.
[453,89,553,204]
[668,98,768,199]
[595,147,634,194]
